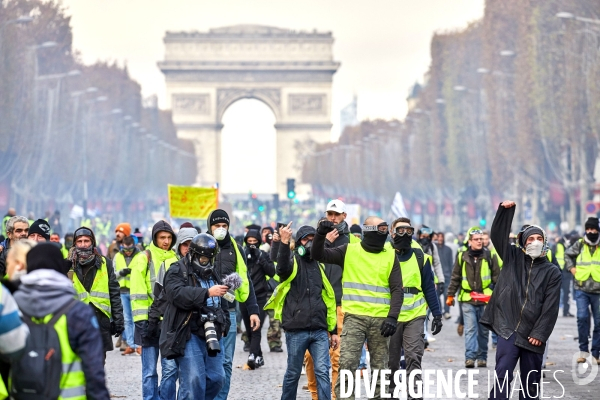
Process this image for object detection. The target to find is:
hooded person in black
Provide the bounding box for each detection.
[481,201,561,400]
[269,223,338,400]
[206,209,260,400]
[240,229,276,368]
[68,226,124,356]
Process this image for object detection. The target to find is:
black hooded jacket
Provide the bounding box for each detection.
[205,210,259,315]
[480,204,562,354]
[276,241,336,334]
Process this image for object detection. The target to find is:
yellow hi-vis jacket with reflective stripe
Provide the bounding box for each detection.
[130,243,176,322]
[229,237,250,302]
[72,259,112,318]
[27,312,86,399]
[555,243,565,270]
[341,242,396,318]
[264,256,336,331]
[458,251,493,302]
[574,239,600,284]
[398,251,428,322]
[114,251,145,290]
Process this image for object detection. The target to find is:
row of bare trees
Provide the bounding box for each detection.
[0,0,196,220]
[303,0,600,232]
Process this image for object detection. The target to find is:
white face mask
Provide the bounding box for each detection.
[213,227,227,241]
[525,240,544,259]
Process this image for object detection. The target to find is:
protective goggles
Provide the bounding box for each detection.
[362,223,389,235]
[420,227,433,235]
[121,245,135,252]
[75,228,93,238]
[468,229,483,237]
[394,226,415,236]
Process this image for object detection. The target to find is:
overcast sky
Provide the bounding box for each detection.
[60,0,484,193]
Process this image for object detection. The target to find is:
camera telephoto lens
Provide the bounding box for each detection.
[204,321,221,353]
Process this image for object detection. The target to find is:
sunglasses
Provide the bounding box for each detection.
[363,223,389,235]
[469,229,483,237]
[394,226,415,236]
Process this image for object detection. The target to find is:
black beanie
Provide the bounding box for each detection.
[27,243,69,276]
[585,217,599,231]
[207,209,230,229]
[244,229,262,245]
[29,219,51,241]
[246,224,261,231]
[350,224,362,235]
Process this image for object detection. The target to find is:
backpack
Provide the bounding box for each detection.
[10,299,78,399]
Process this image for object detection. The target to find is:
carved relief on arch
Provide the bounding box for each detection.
[216,88,281,121]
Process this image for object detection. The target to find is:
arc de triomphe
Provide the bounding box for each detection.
[158,25,339,196]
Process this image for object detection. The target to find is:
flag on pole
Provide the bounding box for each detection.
[391,192,408,218]
[168,185,218,219]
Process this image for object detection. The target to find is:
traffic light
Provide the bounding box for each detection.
[286,178,296,199]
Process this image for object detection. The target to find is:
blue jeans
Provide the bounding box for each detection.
[120,292,136,349]
[575,289,600,357]
[141,345,178,400]
[462,303,489,361]
[358,341,367,369]
[282,330,331,400]
[214,311,236,400]
[175,335,225,400]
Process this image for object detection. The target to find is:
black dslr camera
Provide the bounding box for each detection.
[200,313,220,354]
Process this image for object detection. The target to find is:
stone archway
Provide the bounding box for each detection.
[158,24,339,197]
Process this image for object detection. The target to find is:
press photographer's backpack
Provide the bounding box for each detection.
[10,299,78,399]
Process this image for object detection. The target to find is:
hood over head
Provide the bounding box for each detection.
[14,269,77,318]
[152,220,176,247]
[174,227,198,256]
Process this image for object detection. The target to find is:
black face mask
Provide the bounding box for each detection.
[587,232,599,243]
[361,232,388,253]
[392,234,412,253]
[419,237,431,247]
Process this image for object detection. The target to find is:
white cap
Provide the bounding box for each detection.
[326,199,346,214]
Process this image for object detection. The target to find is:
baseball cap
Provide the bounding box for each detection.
[326,199,346,214]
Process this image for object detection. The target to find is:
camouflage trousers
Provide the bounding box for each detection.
[334,313,390,400]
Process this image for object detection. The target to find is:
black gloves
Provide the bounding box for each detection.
[437,282,445,296]
[380,317,397,337]
[317,220,335,235]
[111,321,124,337]
[431,315,443,335]
[147,319,160,338]
[119,268,131,277]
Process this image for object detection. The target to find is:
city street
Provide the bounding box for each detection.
[105,302,599,399]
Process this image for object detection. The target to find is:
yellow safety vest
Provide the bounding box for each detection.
[0,378,6,400]
[555,243,565,270]
[113,251,145,289]
[72,258,112,318]
[397,251,427,322]
[34,312,86,399]
[458,251,493,302]
[341,243,396,318]
[230,236,250,302]
[264,257,336,331]
[410,240,438,283]
[574,239,600,284]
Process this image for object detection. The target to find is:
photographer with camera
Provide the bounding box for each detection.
[161,233,232,399]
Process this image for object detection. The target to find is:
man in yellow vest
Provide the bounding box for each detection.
[388,217,443,397]
[69,226,124,360]
[446,227,500,368]
[266,223,338,400]
[554,234,575,317]
[565,217,600,364]
[114,235,146,355]
[313,216,404,400]
[131,220,178,400]
[12,243,110,398]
